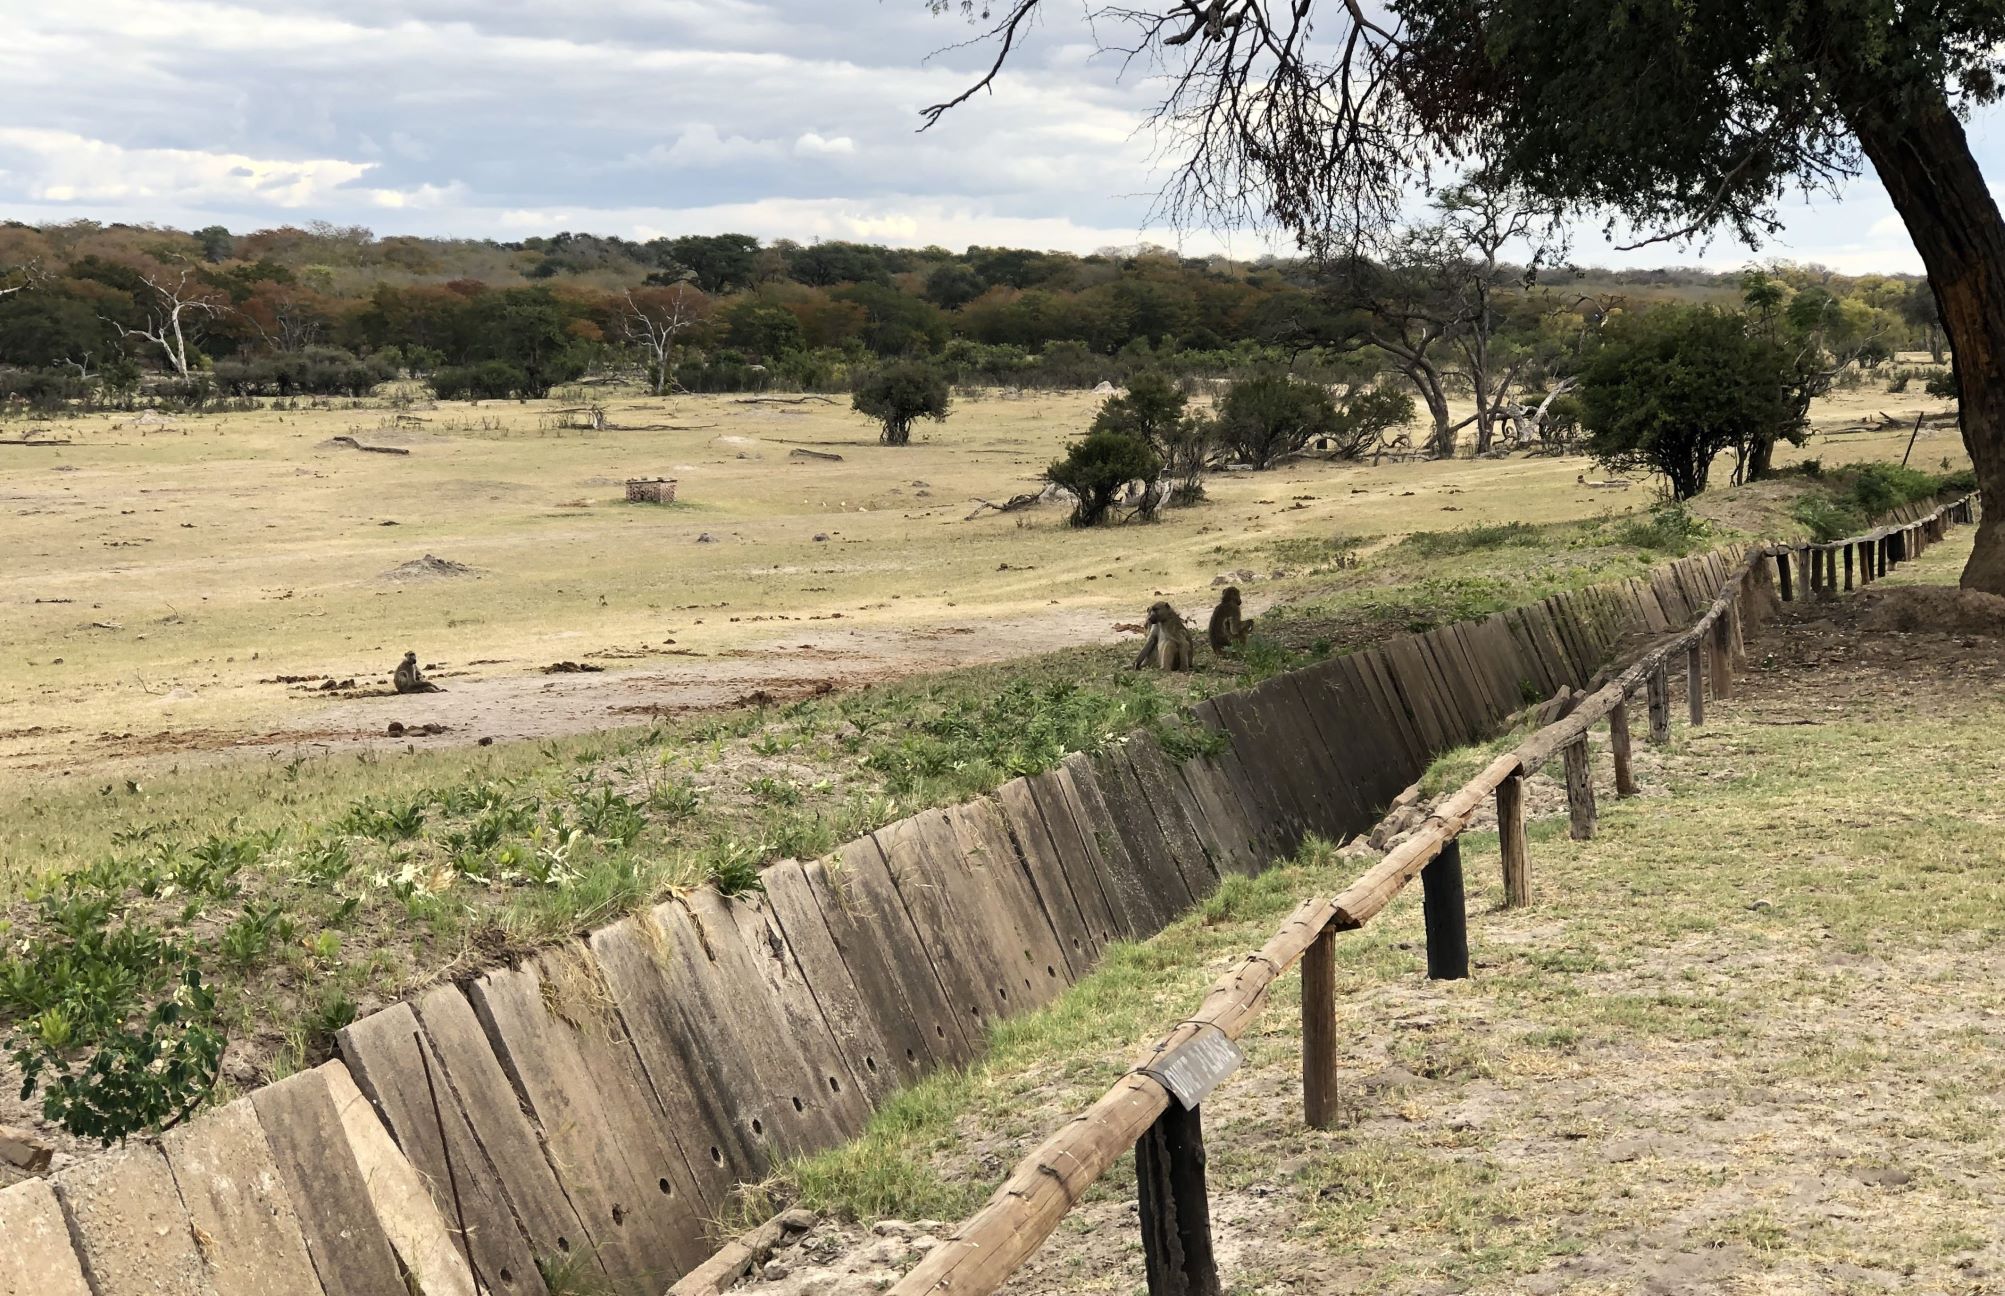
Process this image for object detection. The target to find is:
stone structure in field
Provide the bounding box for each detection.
[625,477,678,504]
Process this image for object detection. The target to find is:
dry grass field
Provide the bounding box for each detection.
[0,382,1960,787]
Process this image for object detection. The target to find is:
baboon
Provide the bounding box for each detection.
[393,651,443,694]
[1208,586,1254,652]
[1131,602,1194,672]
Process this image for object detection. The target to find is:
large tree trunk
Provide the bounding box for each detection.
[1846,93,2005,593]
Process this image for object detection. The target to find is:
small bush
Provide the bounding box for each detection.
[431,360,529,401]
[1045,429,1161,527]
[1616,501,1712,552]
[1790,495,1866,543]
[1925,370,1957,399]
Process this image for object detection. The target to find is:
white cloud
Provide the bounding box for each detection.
[794,132,856,158]
[0,127,372,208]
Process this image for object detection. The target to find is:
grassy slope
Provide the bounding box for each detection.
[754,533,2005,1294]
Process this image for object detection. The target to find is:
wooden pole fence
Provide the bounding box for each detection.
[1300,928,1337,1130]
[1497,773,1530,908]
[1135,1104,1220,1296]
[1421,838,1469,981]
[882,498,1976,1296]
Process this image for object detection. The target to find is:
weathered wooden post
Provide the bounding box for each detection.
[1421,838,1469,980]
[1878,536,1890,577]
[1797,547,1814,601]
[1646,664,1671,743]
[1497,772,1530,908]
[1301,926,1337,1130]
[1776,550,1794,601]
[1709,616,1733,701]
[1562,735,1597,839]
[1609,698,1638,797]
[1686,641,1705,726]
[1136,1103,1221,1296]
[1843,544,1854,591]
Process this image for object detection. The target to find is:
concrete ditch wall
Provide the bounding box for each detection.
[9,538,1830,1296]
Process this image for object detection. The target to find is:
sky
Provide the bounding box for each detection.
[0,0,1994,274]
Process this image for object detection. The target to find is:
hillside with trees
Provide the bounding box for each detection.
[0,217,1939,426]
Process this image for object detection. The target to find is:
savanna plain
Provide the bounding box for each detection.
[1,378,1994,1296]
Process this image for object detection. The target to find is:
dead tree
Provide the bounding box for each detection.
[106,267,223,381]
[621,283,710,397]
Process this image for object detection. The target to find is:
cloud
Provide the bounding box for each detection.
[0,0,1968,269]
[0,127,373,209]
[794,132,856,158]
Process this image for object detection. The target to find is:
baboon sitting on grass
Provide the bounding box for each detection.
[1132,602,1194,672]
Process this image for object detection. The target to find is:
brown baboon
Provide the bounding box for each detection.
[1131,602,1194,672]
[393,651,443,694]
[1207,586,1254,652]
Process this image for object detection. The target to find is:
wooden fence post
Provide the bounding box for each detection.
[1878,537,1889,577]
[1709,616,1733,702]
[1562,736,1597,840]
[1421,838,1469,980]
[1135,1103,1221,1296]
[1843,544,1854,591]
[1797,547,1814,601]
[1686,641,1705,726]
[1646,664,1671,743]
[1497,772,1530,908]
[1609,698,1638,797]
[1301,926,1337,1131]
[1776,550,1794,601]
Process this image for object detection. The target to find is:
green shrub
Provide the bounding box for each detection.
[1616,501,1712,552]
[1791,495,1866,543]
[1045,428,1161,526]
[1400,521,1544,557]
[1925,370,1957,399]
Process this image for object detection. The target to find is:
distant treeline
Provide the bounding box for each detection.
[0,218,1940,409]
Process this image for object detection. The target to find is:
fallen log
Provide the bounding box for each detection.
[734,395,836,406]
[328,436,411,456]
[789,447,844,462]
[965,491,1045,520]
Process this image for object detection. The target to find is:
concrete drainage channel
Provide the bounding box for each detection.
[4,499,1958,1296]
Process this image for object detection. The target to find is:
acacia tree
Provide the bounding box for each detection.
[924,0,2005,592]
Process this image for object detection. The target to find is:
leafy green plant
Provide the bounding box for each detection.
[1,867,225,1144]
[1791,496,1866,543]
[1615,501,1711,553]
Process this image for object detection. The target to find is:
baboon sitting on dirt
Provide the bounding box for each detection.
[1132,602,1194,672]
[394,651,443,694]
[1208,587,1254,652]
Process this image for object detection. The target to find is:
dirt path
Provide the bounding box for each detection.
[745,585,2005,1296]
[3,604,1126,777]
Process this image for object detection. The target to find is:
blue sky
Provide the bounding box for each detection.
[0,0,1989,272]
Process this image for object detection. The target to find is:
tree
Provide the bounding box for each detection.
[853,360,952,445]
[1047,429,1162,525]
[111,266,224,380]
[655,234,761,294]
[619,284,711,396]
[922,0,2005,592]
[1213,373,1341,469]
[1577,306,1797,500]
[1089,371,1193,514]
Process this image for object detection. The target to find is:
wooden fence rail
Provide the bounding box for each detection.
[885,492,1979,1296]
